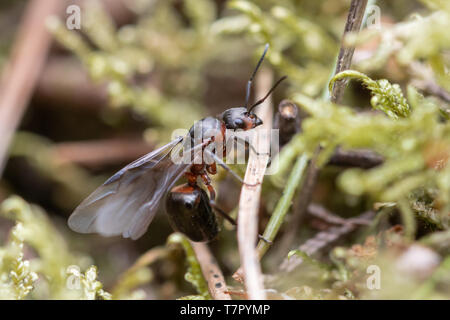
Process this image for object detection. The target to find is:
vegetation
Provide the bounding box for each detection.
[0,0,448,299]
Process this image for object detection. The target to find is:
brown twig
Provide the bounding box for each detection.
[409,62,450,104]
[328,147,383,169]
[331,0,369,104]
[53,138,154,167]
[98,0,136,26]
[273,99,302,147]
[307,203,356,226]
[34,57,109,111]
[307,203,372,227]
[274,101,383,169]
[233,67,274,300]
[0,0,64,175]
[280,210,374,272]
[278,0,369,260]
[423,83,450,104]
[190,242,231,300]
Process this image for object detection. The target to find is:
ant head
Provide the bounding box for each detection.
[220,44,287,131]
[221,107,263,130]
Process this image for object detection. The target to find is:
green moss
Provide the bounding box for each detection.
[168,233,211,300]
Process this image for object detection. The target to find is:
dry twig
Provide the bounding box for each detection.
[233,68,274,300]
[274,99,302,147]
[328,148,383,169]
[410,62,450,104]
[35,57,109,111]
[279,0,369,257]
[53,138,154,167]
[331,0,369,104]
[0,0,64,175]
[190,242,231,300]
[280,210,374,272]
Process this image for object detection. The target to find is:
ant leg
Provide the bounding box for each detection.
[202,156,268,241]
[203,149,260,187]
[209,200,272,243]
[184,172,198,186]
[199,172,237,225]
[200,173,217,202]
[233,137,270,157]
[233,137,272,167]
[213,203,272,242]
[183,137,216,185]
[206,163,217,175]
[200,172,238,226]
[210,201,237,226]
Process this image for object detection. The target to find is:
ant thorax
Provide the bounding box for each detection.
[188,117,226,146]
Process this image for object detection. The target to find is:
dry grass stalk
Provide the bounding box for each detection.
[233,67,274,300]
[0,0,64,174]
[190,242,231,300]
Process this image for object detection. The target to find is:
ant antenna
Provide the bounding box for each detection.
[245,43,269,109]
[248,76,288,112]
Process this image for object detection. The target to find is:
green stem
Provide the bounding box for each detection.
[256,154,309,257]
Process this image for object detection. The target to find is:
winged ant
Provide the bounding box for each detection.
[68,44,286,242]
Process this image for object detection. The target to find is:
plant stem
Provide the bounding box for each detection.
[0,0,63,175]
[331,0,369,104]
[234,67,273,299]
[279,0,370,257]
[256,154,309,258]
[190,242,232,300]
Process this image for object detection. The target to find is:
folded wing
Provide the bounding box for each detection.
[68,137,190,240]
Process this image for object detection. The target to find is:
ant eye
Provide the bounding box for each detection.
[234,118,244,128]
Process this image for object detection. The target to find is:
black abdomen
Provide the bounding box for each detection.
[165,184,219,242]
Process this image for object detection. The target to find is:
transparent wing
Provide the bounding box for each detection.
[68,136,192,240]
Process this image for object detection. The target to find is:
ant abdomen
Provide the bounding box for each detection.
[165,183,219,242]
